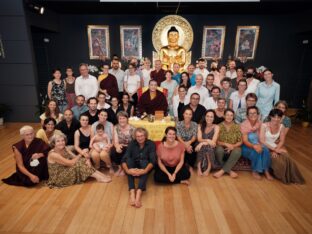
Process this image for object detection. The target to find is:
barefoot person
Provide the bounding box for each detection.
[122,128,156,208]
[260,109,304,184]
[154,127,191,185]
[241,106,273,180]
[2,126,49,187]
[90,124,113,173]
[47,133,111,188]
[195,110,220,176]
[214,109,242,179]
[111,111,135,176]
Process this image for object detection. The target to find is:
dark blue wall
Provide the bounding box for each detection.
[1,2,311,122]
[0,0,39,122]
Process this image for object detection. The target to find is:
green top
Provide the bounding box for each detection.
[218,122,242,144]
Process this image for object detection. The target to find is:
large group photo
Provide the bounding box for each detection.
[0,0,312,233]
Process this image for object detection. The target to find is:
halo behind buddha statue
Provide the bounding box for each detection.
[152,15,193,72]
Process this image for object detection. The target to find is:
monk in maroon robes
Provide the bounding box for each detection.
[99,63,119,98]
[2,126,49,187]
[137,80,168,116]
[150,60,165,86]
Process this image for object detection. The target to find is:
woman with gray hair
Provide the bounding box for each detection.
[111,111,135,176]
[47,132,111,188]
[2,126,49,187]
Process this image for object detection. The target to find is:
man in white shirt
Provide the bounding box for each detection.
[75,63,98,101]
[203,86,220,110]
[226,60,237,79]
[109,58,125,100]
[194,58,209,84]
[186,74,209,106]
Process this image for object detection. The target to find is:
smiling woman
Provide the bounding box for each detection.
[154,126,191,185]
[47,132,111,188]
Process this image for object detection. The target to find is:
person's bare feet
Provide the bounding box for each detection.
[135,190,142,208]
[119,169,125,176]
[180,180,190,186]
[229,170,238,178]
[135,199,142,208]
[213,169,225,178]
[264,171,274,180]
[114,167,121,176]
[197,168,203,176]
[108,167,114,174]
[98,174,112,183]
[252,171,261,180]
[189,167,194,175]
[203,170,210,177]
[129,190,135,206]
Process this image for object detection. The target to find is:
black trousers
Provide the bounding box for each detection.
[154,164,190,184]
[110,146,128,165]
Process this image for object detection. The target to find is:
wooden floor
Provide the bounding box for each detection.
[0,123,312,234]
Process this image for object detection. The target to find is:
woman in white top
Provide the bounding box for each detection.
[141,58,152,87]
[124,63,141,106]
[40,99,63,125]
[97,92,111,110]
[161,70,178,116]
[260,109,304,184]
[245,67,260,94]
[229,79,247,113]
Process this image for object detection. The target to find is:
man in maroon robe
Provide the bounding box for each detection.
[99,63,119,99]
[150,60,165,86]
[137,80,168,116]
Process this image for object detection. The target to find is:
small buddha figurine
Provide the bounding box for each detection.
[159,26,186,71]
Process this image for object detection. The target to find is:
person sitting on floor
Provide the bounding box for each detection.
[47,132,111,188]
[154,127,191,185]
[36,118,63,144]
[260,109,305,184]
[111,111,135,176]
[240,106,273,180]
[90,123,113,172]
[213,109,242,179]
[195,109,220,176]
[2,126,49,187]
[122,127,156,208]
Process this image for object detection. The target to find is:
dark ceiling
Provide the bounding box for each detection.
[26,0,312,15]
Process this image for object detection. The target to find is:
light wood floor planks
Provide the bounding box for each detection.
[0,122,311,234]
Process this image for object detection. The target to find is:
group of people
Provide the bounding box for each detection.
[2,57,305,209]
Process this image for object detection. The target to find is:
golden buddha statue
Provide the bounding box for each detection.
[159,26,186,71]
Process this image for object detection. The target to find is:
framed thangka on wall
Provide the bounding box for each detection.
[201,26,226,60]
[87,25,110,59]
[234,26,260,60]
[120,25,142,59]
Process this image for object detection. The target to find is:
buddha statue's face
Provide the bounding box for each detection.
[168,32,179,45]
